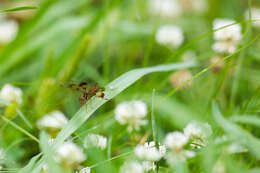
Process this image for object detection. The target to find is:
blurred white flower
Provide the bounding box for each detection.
[142,161,156,171]
[134,141,164,161]
[56,141,86,166]
[156,25,184,48]
[212,19,242,54]
[245,8,260,28]
[0,17,18,43]
[149,0,182,18]
[184,121,212,147]
[115,101,147,131]
[79,167,91,173]
[213,19,242,42]
[120,161,144,173]
[84,134,107,150]
[164,131,188,150]
[0,84,22,106]
[37,111,68,130]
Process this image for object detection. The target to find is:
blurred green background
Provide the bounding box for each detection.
[0,0,260,172]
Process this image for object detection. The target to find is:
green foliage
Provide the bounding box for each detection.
[0,0,259,172]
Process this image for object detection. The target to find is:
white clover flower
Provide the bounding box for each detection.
[0,17,18,43]
[120,161,144,173]
[79,167,91,173]
[156,25,184,48]
[115,101,147,131]
[212,19,242,54]
[37,111,68,130]
[134,141,163,161]
[149,0,182,18]
[142,161,156,171]
[245,8,260,28]
[184,121,212,147]
[0,84,22,106]
[84,134,107,150]
[213,19,242,42]
[56,141,86,166]
[164,131,188,150]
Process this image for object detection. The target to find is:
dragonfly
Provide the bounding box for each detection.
[62,82,107,105]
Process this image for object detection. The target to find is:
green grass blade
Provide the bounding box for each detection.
[230,115,260,128]
[0,6,38,13]
[212,102,260,159]
[18,153,42,173]
[0,115,39,143]
[39,132,63,173]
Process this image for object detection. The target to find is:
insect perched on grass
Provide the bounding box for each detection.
[62,82,107,105]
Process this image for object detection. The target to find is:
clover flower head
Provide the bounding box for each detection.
[56,141,86,166]
[184,121,212,147]
[134,141,164,161]
[156,25,184,48]
[142,161,156,171]
[37,111,68,130]
[120,161,144,173]
[84,134,107,150]
[0,84,22,106]
[164,131,188,150]
[245,8,260,28]
[0,17,18,43]
[79,167,91,173]
[115,100,147,131]
[212,19,242,54]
